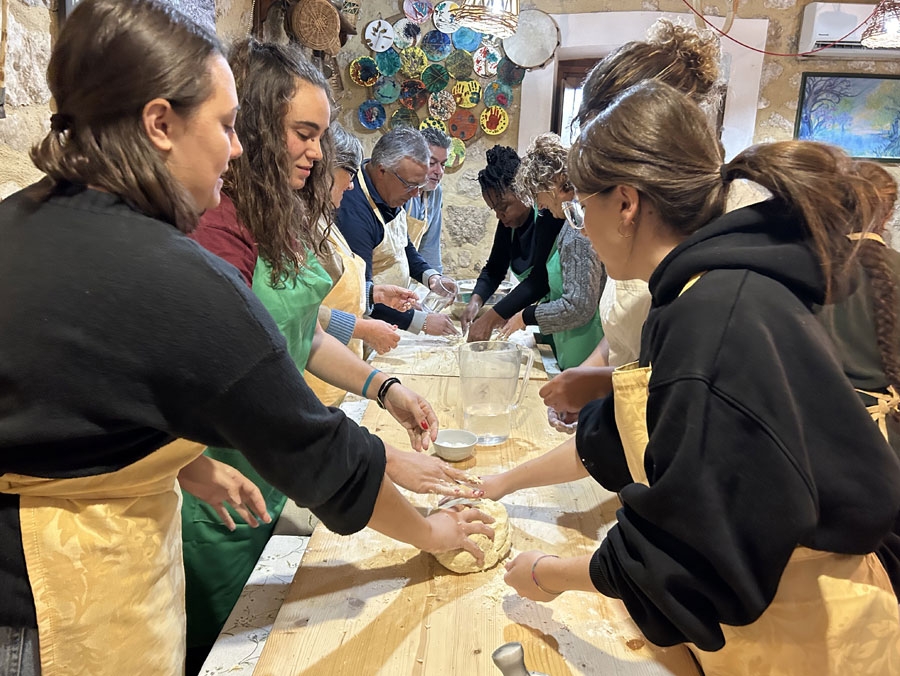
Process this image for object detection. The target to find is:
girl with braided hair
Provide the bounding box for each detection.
[461,145,564,340]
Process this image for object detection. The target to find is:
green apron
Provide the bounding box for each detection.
[182,254,332,648]
[544,238,604,370]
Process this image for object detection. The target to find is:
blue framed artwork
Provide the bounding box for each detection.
[794,72,900,162]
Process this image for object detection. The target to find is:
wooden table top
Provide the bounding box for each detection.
[254,374,700,676]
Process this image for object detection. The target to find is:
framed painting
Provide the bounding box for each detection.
[794,72,900,162]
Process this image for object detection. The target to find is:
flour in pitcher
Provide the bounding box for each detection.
[463,403,511,445]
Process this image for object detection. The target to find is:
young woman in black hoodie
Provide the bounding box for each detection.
[483,81,900,674]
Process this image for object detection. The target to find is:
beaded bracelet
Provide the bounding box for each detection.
[530,554,562,596]
[376,376,401,409]
[362,369,381,399]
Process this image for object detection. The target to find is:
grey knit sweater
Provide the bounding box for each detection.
[522,225,606,334]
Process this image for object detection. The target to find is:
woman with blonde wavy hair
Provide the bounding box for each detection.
[498,132,605,372]
[488,79,900,673]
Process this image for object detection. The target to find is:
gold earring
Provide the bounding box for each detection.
[617,219,633,238]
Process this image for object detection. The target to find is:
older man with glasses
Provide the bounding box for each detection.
[336,126,458,336]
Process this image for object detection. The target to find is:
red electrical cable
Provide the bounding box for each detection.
[677,0,880,57]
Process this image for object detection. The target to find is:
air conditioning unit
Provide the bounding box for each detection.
[799,2,900,59]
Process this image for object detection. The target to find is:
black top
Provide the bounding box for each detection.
[575,200,900,651]
[472,209,563,320]
[0,185,387,628]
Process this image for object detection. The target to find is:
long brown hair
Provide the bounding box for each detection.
[569,80,883,304]
[225,38,334,288]
[853,161,900,397]
[576,18,721,129]
[29,0,222,232]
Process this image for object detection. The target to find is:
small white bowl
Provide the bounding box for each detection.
[433,429,477,462]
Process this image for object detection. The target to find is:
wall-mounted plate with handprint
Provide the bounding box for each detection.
[480,105,508,135]
[451,79,481,109]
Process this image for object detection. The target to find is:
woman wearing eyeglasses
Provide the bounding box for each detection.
[462,145,565,341]
[496,133,605,372]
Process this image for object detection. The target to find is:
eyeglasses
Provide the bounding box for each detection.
[390,168,428,194]
[561,192,599,230]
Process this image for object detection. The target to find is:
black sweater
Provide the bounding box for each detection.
[576,200,900,651]
[0,185,386,628]
[472,209,563,320]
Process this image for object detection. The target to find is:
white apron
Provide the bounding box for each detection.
[357,168,411,288]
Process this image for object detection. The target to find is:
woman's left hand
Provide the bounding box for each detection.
[177,454,271,531]
[498,312,526,340]
[386,445,485,497]
[504,549,561,602]
[383,384,439,451]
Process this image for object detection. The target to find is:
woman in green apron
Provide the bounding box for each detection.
[183,39,486,668]
[484,82,900,673]
[462,145,565,341]
[498,133,605,371]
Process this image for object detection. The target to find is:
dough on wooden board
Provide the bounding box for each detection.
[433,499,511,573]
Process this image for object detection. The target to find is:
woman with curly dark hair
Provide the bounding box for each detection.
[183,38,484,662]
[461,145,565,340]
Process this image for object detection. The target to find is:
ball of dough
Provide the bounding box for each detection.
[433,499,511,573]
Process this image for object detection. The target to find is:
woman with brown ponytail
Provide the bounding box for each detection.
[484,80,900,674]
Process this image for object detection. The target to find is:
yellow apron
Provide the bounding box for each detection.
[610,273,900,676]
[357,168,412,288]
[406,194,428,251]
[307,224,367,407]
[0,438,205,676]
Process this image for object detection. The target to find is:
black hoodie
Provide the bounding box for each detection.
[576,200,900,651]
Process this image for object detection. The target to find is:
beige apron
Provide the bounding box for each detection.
[0,438,205,676]
[406,194,429,251]
[610,273,900,676]
[358,168,411,288]
[307,224,367,407]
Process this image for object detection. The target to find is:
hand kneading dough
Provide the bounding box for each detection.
[433,499,511,573]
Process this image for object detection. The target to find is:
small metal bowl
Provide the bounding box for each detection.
[433,429,477,462]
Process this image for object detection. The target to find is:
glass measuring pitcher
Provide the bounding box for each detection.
[458,341,533,445]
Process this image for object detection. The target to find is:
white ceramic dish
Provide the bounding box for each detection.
[433,428,477,461]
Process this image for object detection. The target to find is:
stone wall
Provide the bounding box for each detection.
[1,0,897,251]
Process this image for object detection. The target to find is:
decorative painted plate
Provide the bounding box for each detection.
[496,57,526,86]
[451,26,482,52]
[421,63,450,93]
[445,49,473,80]
[428,89,457,120]
[403,0,433,24]
[363,19,395,52]
[358,99,386,130]
[446,136,466,169]
[421,30,452,61]
[447,107,478,141]
[433,1,460,33]
[483,81,513,108]
[398,79,429,110]
[375,48,402,77]
[399,46,428,78]
[348,56,379,87]
[473,44,501,78]
[480,105,509,135]
[419,116,449,134]
[392,18,422,50]
[373,76,401,104]
[390,107,420,129]
[451,79,481,108]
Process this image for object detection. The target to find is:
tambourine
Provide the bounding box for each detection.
[501,9,560,69]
